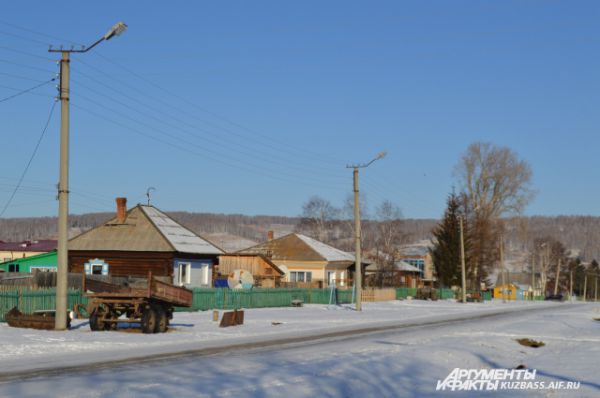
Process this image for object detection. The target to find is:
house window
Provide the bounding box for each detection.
[8,264,19,272]
[92,265,103,275]
[201,263,210,286]
[178,262,191,286]
[290,271,312,283]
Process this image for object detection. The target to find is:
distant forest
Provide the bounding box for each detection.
[0,212,599,261]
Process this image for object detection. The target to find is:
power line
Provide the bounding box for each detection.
[0,29,50,46]
[0,21,348,169]
[71,102,348,192]
[0,45,55,61]
[0,20,81,46]
[70,78,348,181]
[0,100,57,217]
[0,77,56,104]
[0,58,56,73]
[0,72,55,83]
[86,55,348,167]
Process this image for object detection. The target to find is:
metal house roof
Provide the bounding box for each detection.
[140,206,222,255]
[237,233,354,263]
[69,205,223,255]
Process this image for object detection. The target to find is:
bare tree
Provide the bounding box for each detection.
[455,142,535,288]
[456,142,534,218]
[296,196,339,242]
[370,200,405,286]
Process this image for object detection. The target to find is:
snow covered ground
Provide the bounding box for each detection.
[1,300,599,397]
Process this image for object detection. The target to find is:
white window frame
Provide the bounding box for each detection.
[290,271,312,283]
[178,262,191,286]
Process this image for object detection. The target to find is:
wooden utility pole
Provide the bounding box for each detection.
[347,152,386,312]
[54,50,70,331]
[569,268,573,300]
[531,255,535,301]
[459,216,466,303]
[553,258,561,296]
[353,168,362,311]
[583,274,588,302]
[501,238,507,303]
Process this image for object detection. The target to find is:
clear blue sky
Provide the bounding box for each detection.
[1,1,598,219]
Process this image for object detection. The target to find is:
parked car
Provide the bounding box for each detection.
[544,294,564,301]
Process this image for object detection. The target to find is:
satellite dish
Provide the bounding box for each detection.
[228,269,255,289]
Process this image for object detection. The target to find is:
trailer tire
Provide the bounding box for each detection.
[141,307,157,334]
[89,309,104,331]
[155,307,168,333]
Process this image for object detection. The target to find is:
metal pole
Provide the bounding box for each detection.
[554,258,561,296]
[583,274,587,302]
[55,51,70,330]
[459,216,466,303]
[353,168,362,311]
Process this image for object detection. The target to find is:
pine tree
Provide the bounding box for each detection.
[431,192,465,287]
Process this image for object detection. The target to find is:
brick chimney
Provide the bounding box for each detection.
[267,230,274,241]
[116,197,127,223]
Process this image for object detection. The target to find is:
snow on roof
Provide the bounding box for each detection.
[295,234,355,262]
[141,206,223,255]
[394,261,421,272]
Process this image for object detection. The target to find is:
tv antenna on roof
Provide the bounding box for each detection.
[146,187,156,206]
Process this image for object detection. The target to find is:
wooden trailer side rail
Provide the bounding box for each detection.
[82,272,192,307]
[149,272,193,307]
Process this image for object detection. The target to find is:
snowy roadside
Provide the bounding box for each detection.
[0,299,572,376]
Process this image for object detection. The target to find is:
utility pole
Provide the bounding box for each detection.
[501,237,507,303]
[553,258,561,296]
[459,216,467,303]
[531,255,536,301]
[595,275,598,302]
[49,22,127,330]
[583,274,587,302]
[347,152,386,312]
[569,267,573,301]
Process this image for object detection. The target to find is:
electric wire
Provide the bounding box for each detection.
[0,21,411,213]
[81,55,347,168]
[0,77,56,104]
[70,76,348,181]
[0,100,57,217]
[70,101,348,192]
[0,58,56,73]
[92,52,349,166]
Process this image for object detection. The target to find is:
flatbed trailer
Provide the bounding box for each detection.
[82,272,192,333]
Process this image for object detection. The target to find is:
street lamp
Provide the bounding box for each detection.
[347,151,386,311]
[49,22,127,330]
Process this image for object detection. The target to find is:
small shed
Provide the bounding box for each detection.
[493,283,522,300]
[217,254,284,288]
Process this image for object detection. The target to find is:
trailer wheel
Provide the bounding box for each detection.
[141,307,157,334]
[89,308,105,331]
[155,307,168,333]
